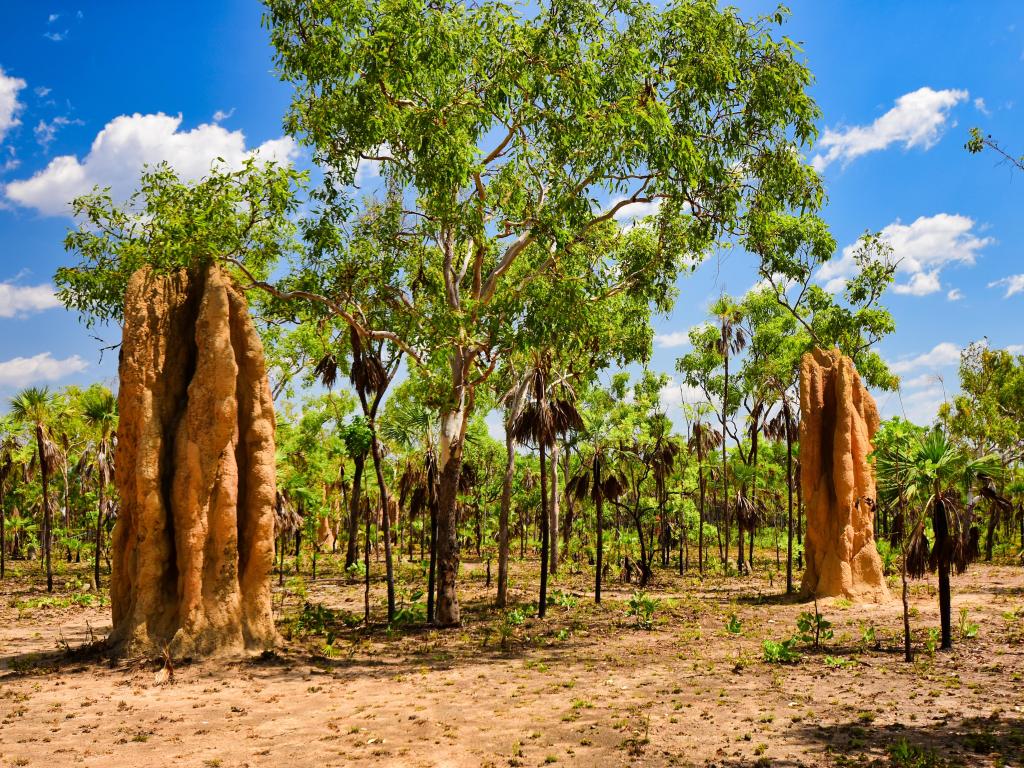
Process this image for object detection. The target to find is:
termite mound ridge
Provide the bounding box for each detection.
[799,348,890,603]
[109,264,279,657]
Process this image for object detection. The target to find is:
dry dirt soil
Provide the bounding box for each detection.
[1,554,1022,768]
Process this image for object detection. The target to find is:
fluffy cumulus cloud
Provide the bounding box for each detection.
[653,330,690,349]
[946,288,963,301]
[0,66,27,144]
[988,274,1024,298]
[4,112,298,216]
[812,87,968,171]
[659,377,711,414]
[888,341,961,375]
[0,282,62,317]
[817,213,993,296]
[0,352,87,388]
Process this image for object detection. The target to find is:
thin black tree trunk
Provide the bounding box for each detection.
[595,456,603,604]
[538,443,549,619]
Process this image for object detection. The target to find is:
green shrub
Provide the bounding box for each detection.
[762,638,800,664]
[627,591,659,630]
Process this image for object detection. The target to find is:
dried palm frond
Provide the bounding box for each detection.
[313,352,340,389]
[274,491,303,537]
[349,326,387,397]
[565,471,590,504]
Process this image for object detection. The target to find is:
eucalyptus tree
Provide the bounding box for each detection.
[9,387,59,592]
[79,386,117,589]
[263,0,827,624]
[940,343,1024,559]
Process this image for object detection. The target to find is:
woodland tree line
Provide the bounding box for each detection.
[2,0,1022,658]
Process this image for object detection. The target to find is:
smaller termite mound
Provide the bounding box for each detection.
[799,348,890,603]
[109,264,279,657]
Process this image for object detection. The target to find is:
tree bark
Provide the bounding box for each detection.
[934,498,953,650]
[549,441,560,575]
[496,421,516,608]
[538,443,550,618]
[785,401,794,594]
[94,461,105,590]
[436,403,468,627]
[345,455,365,568]
[594,455,603,604]
[36,425,53,593]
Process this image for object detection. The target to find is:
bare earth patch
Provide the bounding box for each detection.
[2,558,1022,767]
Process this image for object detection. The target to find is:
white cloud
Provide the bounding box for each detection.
[812,87,968,170]
[48,13,60,22]
[34,116,82,151]
[43,30,67,42]
[4,112,298,216]
[0,352,87,388]
[892,270,941,296]
[659,377,710,411]
[901,373,939,389]
[889,342,961,375]
[818,213,993,297]
[974,97,991,116]
[34,85,51,98]
[0,67,27,144]
[0,282,62,317]
[988,274,1024,298]
[946,288,963,301]
[1006,344,1024,355]
[212,108,235,123]
[900,384,946,425]
[653,330,690,349]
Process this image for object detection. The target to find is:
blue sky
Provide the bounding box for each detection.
[0,1,1022,427]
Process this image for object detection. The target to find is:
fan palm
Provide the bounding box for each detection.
[9,387,58,591]
[764,391,799,593]
[510,366,583,618]
[688,420,722,574]
[875,427,1003,652]
[80,388,117,589]
[0,418,19,579]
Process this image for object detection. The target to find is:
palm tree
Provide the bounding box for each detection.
[713,297,746,573]
[0,419,19,579]
[764,390,799,593]
[9,387,58,592]
[510,364,583,618]
[688,420,722,575]
[875,427,1003,653]
[80,388,117,589]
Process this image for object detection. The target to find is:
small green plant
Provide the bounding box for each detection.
[725,613,742,635]
[796,607,833,649]
[627,591,659,630]
[762,638,800,664]
[958,607,979,640]
[925,627,940,657]
[824,655,855,669]
[345,561,366,579]
[492,608,527,649]
[549,589,579,609]
[887,738,945,768]
[860,623,879,651]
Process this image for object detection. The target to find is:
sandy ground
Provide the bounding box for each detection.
[1,555,1022,768]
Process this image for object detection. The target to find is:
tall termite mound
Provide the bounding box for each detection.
[109,264,279,656]
[799,348,890,603]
